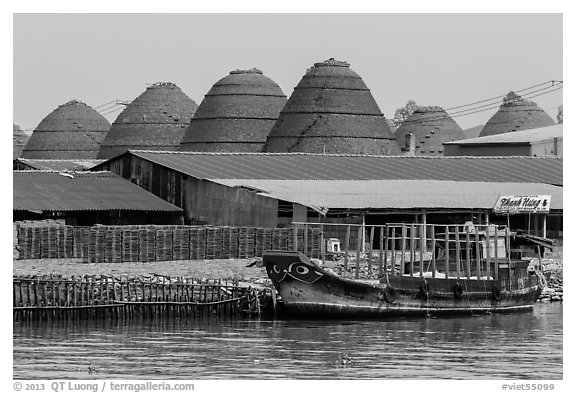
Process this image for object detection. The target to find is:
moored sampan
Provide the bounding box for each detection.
[263,222,545,318]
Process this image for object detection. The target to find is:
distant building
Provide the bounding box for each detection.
[444,124,562,157]
[263,58,400,155]
[21,100,110,159]
[180,68,287,152]
[98,82,198,159]
[395,106,465,156]
[479,91,556,137]
[13,170,182,225]
[13,124,29,160]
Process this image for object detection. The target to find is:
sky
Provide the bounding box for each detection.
[4,5,574,390]
[12,13,563,133]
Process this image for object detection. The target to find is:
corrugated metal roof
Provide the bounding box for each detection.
[15,158,105,171]
[212,179,563,211]
[13,171,182,212]
[106,150,563,186]
[447,124,563,145]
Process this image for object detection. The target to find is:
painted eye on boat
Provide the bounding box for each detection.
[272,265,282,274]
[295,265,309,275]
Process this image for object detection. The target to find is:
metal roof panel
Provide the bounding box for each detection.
[13,171,182,212]
[115,151,563,185]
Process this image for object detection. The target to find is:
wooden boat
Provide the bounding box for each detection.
[263,223,546,318]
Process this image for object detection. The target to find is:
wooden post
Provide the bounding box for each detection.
[543,214,547,239]
[320,224,325,263]
[494,225,499,261]
[34,279,40,307]
[401,225,407,276]
[475,226,481,280]
[465,225,471,280]
[43,280,49,306]
[431,225,436,278]
[361,214,366,253]
[64,280,69,307]
[368,226,374,276]
[51,278,56,307]
[119,277,124,302]
[444,225,450,278]
[379,225,385,278]
[455,226,461,279]
[421,212,427,253]
[409,224,415,277]
[390,226,396,275]
[303,224,308,257]
[355,225,362,279]
[419,223,424,278]
[484,225,492,279]
[293,223,298,252]
[344,225,350,276]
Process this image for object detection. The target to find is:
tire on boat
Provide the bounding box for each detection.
[453,282,465,299]
[492,286,502,301]
[382,286,397,303]
[419,279,430,298]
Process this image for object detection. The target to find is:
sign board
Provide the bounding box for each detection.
[493,195,551,214]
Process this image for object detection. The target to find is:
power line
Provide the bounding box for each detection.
[444,80,561,111]
[100,106,125,117]
[393,82,562,128]
[94,99,120,109]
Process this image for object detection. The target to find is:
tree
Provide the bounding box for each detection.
[557,104,563,124]
[393,99,418,128]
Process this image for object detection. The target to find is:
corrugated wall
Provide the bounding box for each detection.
[103,154,278,227]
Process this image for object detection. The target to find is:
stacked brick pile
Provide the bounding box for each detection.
[16,221,321,262]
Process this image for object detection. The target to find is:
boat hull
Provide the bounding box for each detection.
[263,250,541,318]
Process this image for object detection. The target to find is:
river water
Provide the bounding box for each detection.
[13,303,562,380]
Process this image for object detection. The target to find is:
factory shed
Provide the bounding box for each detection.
[212,179,562,212]
[96,150,563,185]
[479,92,556,137]
[21,100,110,159]
[98,82,198,159]
[13,124,29,160]
[13,171,182,225]
[180,68,287,152]
[394,106,465,156]
[13,158,105,171]
[263,58,400,155]
[444,124,563,157]
[93,151,563,237]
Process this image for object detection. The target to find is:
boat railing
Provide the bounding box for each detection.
[291,222,511,281]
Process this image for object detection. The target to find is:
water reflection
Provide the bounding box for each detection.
[13,303,562,380]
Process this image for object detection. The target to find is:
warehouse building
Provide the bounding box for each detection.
[180,68,287,152]
[443,124,562,157]
[94,151,562,239]
[13,170,182,225]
